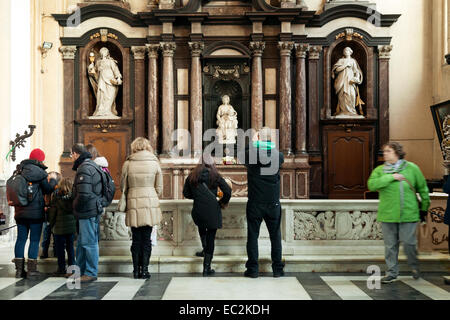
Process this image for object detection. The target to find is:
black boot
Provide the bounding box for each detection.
[40,249,49,259]
[13,258,27,278]
[141,246,151,279]
[131,247,140,279]
[27,259,41,279]
[195,235,207,257]
[203,253,215,277]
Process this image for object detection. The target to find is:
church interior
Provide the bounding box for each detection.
[0,0,449,303]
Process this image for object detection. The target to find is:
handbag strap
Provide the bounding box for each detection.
[403,177,416,193]
[201,182,218,202]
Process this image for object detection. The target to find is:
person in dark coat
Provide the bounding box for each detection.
[442,174,450,285]
[12,148,57,278]
[40,171,61,259]
[48,177,76,277]
[183,154,231,276]
[71,143,105,282]
[238,127,285,278]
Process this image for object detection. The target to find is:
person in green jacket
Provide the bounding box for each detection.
[368,142,430,284]
[48,177,77,276]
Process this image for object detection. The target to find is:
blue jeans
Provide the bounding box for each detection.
[76,216,99,277]
[55,234,75,272]
[41,222,55,253]
[15,223,43,259]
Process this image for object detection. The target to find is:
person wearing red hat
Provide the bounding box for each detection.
[11,148,57,279]
[29,148,46,162]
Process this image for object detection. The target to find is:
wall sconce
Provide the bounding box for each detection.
[39,42,53,73]
[39,41,53,58]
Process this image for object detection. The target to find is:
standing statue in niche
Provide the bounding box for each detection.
[216,95,238,144]
[88,47,122,119]
[332,47,365,118]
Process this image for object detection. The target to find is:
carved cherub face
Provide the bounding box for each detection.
[222,95,230,105]
[325,211,333,220]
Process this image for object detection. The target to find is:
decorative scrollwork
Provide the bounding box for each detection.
[213,65,240,80]
[93,124,117,133]
[336,28,364,41]
[8,125,36,162]
[90,29,118,42]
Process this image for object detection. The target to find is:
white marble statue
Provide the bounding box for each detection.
[88,47,122,119]
[216,95,238,144]
[331,47,365,118]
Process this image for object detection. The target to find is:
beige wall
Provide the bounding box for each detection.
[0,0,11,178]
[24,0,449,180]
[25,0,65,174]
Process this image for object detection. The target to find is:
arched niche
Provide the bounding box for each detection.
[323,31,375,120]
[212,80,244,130]
[78,33,131,120]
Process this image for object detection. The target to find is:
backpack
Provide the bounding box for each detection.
[84,162,116,207]
[6,170,34,207]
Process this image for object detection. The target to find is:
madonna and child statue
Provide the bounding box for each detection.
[216,95,238,144]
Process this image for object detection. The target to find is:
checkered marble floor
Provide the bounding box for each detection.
[0,266,448,300]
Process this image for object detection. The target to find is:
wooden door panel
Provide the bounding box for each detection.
[326,130,371,199]
[84,131,129,200]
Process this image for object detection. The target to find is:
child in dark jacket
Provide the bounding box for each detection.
[48,177,77,276]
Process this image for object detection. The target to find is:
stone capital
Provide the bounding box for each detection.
[146,44,160,59]
[278,41,294,56]
[160,42,177,57]
[295,43,310,59]
[249,41,266,57]
[308,46,322,60]
[131,46,147,60]
[59,46,77,60]
[159,0,175,9]
[378,45,393,59]
[188,41,204,57]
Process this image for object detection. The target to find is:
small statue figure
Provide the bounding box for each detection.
[216,95,238,144]
[332,47,365,118]
[88,47,123,119]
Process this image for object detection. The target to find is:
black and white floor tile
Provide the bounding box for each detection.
[0,267,448,300]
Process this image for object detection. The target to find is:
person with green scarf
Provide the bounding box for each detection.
[368,142,430,284]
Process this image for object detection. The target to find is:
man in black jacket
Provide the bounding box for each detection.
[240,127,285,278]
[71,143,105,282]
[12,148,57,278]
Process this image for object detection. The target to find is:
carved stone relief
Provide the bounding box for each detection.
[293,210,382,240]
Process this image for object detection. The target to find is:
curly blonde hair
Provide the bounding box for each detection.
[131,137,153,154]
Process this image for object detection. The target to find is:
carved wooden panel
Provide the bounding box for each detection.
[83,129,130,199]
[281,171,293,199]
[296,171,308,199]
[325,127,373,199]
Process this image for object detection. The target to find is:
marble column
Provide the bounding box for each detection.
[160,42,176,156]
[131,46,147,139]
[278,41,294,155]
[59,46,77,156]
[295,43,309,156]
[188,41,204,157]
[249,41,265,131]
[307,45,322,154]
[146,44,160,154]
[378,45,393,149]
